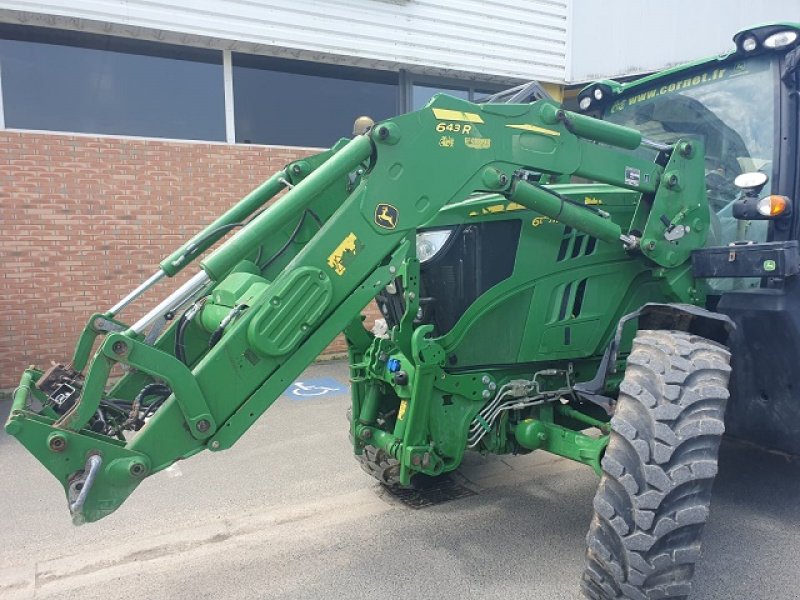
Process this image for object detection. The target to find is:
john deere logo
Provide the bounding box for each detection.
[374,203,399,230]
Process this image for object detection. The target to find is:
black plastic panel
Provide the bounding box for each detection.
[692,241,799,278]
[375,220,521,335]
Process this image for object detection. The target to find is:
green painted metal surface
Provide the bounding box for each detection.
[4,74,737,522]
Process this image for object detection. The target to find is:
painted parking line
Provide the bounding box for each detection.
[282,376,349,400]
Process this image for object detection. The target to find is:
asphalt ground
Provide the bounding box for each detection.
[1,360,799,599]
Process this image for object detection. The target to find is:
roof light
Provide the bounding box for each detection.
[579,96,592,111]
[741,35,758,52]
[734,171,769,191]
[757,195,791,217]
[593,88,603,100]
[764,30,798,49]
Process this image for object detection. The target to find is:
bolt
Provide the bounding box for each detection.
[361,428,373,440]
[481,375,491,384]
[680,142,693,157]
[292,164,302,175]
[301,324,309,332]
[210,440,220,450]
[499,174,508,186]
[112,340,128,355]
[196,419,210,433]
[647,240,657,251]
[271,298,280,306]
[482,390,492,399]
[389,266,396,274]
[129,463,146,477]
[48,435,67,453]
[538,432,547,441]
[378,126,389,140]
[408,292,416,301]
[668,174,679,187]
[488,382,497,391]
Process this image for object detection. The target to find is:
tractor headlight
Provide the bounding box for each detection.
[741,35,758,52]
[764,30,798,49]
[578,96,592,111]
[416,229,453,263]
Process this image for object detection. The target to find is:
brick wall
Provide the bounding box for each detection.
[0,131,381,389]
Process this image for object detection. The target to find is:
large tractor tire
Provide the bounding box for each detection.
[581,330,731,600]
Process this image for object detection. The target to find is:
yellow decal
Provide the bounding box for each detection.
[506,123,560,136]
[436,122,473,134]
[398,400,408,421]
[432,108,484,123]
[465,137,491,150]
[327,233,358,276]
[532,216,559,227]
[439,135,455,148]
[374,203,399,230]
[468,201,526,217]
[584,196,604,205]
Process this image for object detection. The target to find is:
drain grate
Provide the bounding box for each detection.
[383,475,476,509]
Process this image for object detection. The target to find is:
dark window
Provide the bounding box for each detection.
[0,25,225,141]
[411,84,469,110]
[233,54,398,147]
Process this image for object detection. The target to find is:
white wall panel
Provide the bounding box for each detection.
[0,0,570,83]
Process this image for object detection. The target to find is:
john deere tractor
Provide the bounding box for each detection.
[6,22,800,599]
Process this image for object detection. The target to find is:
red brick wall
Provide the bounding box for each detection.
[0,131,381,389]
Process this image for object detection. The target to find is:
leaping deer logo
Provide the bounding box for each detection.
[375,203,399,230]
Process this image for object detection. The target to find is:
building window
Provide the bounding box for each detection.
[411,84,469,110]
[0,25,225,141]
[408,77,506,111]
[232,54,398,147]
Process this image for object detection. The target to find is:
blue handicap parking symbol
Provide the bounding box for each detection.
[283,376,348,400]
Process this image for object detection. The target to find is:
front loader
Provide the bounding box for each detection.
[7,22,800,599]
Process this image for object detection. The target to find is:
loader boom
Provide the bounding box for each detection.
[5,95,708,523]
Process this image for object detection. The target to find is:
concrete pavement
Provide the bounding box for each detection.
[1,360,799,599]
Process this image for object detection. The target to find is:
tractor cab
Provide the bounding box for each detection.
[579,23,800,455]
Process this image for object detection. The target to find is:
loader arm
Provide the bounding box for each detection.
[5,95,707,523]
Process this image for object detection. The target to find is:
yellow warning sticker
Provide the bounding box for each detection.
[327,233,358,276]
[432,108,485,123]
[505,123,560,136]
[398,400,408,421]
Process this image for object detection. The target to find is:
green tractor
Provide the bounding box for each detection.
[6,22,800,599]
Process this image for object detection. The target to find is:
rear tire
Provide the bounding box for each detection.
[581,330,731,600]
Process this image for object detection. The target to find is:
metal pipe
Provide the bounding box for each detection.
[108,270,166,316]
[128,270,211,335]
[540,104,642,150]
[641,137,673,152]
[160,170,288,277]
[10,370,33,414]
[201,135,373,281]
[69,454,103,522]
[510,180,624,245]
